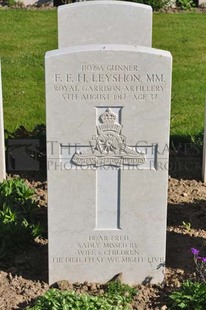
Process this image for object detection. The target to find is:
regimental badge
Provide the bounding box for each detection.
[72,108,146,167]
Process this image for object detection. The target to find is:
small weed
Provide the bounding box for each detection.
[191,248,206,282]
[169,280,206,309]
[105,280,137,303]
[176,0,194,10]
[5,0,16,6]
[182,221,192,232]
[26,282,137,310]
[170,248,206,309]
[0,178,43,258]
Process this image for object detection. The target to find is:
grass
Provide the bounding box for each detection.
[0,9,57,132]
[153,12,206,137]
[0,9,205,138]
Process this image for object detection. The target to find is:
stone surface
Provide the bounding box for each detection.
[0,61,6,181]
[46,44,172,285]
[58,1,152,48]
[198,0,206,5]
[18,0,52,6]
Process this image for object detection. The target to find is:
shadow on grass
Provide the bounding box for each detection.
[5,124,47,182]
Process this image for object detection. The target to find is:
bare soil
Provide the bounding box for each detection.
[0,175,206,309]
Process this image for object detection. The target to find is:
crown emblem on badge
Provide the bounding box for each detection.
[100,108,116,124]
[98,108,122,135]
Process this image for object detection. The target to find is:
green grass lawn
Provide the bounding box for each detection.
[0,9,57,132]
[0,9,205,138]
[153,12,206,138]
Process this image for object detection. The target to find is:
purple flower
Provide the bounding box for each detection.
[191,248,199,255]
[196,256,206,262]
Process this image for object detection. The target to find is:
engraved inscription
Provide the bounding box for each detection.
[52,235,165,265]
[52,64,166,102]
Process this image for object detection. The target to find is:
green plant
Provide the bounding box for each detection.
[26,286,137,310]
[15,1,25,7]
[105,280,137,303]
[169,280,206,309]
[0,178,43,258]
[176,0,194,9]
[182,221,192,231]
[6,0,16,6]
[124,0,170,11]
[191,248,206,282]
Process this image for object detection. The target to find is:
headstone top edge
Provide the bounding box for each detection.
[45,44,172,59]
[58,1,152,12]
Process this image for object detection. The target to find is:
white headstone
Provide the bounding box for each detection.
[15,0,52,7]
[198,0,206,6]
[58,1,152,48]
[0,62,6,182]
[46,44,172,285]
